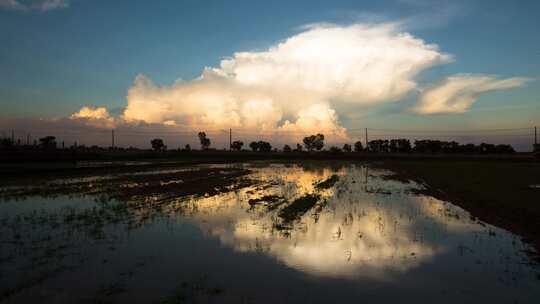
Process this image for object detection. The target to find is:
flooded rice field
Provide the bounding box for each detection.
[1,162,539,303]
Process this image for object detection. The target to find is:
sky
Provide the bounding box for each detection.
[0,0,539,150]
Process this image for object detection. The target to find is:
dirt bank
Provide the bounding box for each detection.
[372,160,540,260]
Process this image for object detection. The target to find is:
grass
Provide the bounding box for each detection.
[278,194,320,223]
[314,174,340,190]
[374,159,540,257]
[248,195,285,207]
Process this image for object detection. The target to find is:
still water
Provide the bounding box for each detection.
[1,162,539,303]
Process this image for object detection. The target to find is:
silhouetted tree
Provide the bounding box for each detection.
[389,139,411,153]
[249,141,259,152]
[198,132,211,150]
[413,140,442,153]
[231,140,244,151]
[406,140,515,154]
[495,144,515,154]
[368,140,389,153]
[303,134,324,151]
[39,136,57,149]
[0,137,14,149]
[354,141,363,152]
[257,141,272,152]
[460,143,475,154]
[184,144,191,151]
[283,144,292,152]
[249,141,272,152]
[295,143,303,152]
[479,143,497,154]
[151,138,166,151]
[329,146,342,154]
[441,141,459,153]
[342,144,352,152]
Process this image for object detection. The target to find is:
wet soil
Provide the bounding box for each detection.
[372,160,540,260]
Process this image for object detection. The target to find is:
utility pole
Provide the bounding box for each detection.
[229,128,232,151]
[111,129,115,149]
[365,128,368,151]
[535,126,538,152]
[11,129,14,142]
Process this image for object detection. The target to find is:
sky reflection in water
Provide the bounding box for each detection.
[1,162,539,303]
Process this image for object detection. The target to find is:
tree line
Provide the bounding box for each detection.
[155,132,517,155]
[0,132,520,155]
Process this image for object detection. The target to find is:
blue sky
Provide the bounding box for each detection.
[0,0,539,149]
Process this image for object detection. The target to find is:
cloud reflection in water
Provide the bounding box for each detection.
[177,164,486,280]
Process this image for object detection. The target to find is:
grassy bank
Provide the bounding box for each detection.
[374,160,540,258]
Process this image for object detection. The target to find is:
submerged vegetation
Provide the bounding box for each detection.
[0,161,539,303]
[278,194,321,223]
[314,174,340,190]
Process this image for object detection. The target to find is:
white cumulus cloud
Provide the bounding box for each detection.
[120,23,451,142]
[67,22,528,146]
[412,75,529,114]
[218,23,451,106]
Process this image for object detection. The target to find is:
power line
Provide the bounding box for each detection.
[349,127,533,133]
[366,133,532,138]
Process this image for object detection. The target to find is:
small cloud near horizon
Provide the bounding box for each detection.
[411,75,530,114]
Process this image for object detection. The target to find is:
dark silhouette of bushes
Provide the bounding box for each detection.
[39,136,57,149]
[413,140,440,153]
[367,139,389,153]
[359,139,516,154]
[249,141,272,152]
[259,141,272,152]
[494,144,515,154]
[411,140,514,154]
[354,141,363,152]
[389,139,411,153]
[231,140,243,151]
[249,141,258,151]
[0,137,14,150]
[328,146,342,154]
